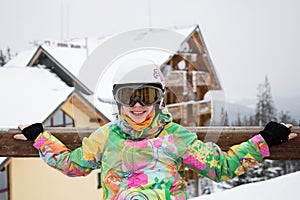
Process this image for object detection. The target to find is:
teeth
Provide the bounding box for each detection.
[132,111,143,114]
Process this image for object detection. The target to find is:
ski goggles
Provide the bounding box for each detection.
[113,83,164,107]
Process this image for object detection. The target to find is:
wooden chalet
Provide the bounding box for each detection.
[162,25,221,126]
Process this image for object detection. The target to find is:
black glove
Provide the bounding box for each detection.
[21,123,44,141]
[259,121,291,148]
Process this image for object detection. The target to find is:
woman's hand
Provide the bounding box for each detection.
[282,123,297,140]
[260,121,297,148]
[14,123,44,141]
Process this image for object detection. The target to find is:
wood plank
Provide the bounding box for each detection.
[0,127,299,159]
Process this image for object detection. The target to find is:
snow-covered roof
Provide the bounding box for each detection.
[2,25,202,112]
[42,45,88,77]
[4,48,37,67]
[37,36,112,77]
[0,66,72,128]
[172,24,197,38]
[5,24,198,75]
[0,157,8,166]
[37,25,198,82]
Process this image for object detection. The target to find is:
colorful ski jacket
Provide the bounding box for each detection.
[33,108,270,200]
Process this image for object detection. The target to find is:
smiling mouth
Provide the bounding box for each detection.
[130,111,146,116]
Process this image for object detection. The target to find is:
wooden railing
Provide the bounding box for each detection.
[0,127,299,159]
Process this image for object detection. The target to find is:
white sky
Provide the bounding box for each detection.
[1,0,300,101]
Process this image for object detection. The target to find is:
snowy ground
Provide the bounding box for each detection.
[192,171,300,200]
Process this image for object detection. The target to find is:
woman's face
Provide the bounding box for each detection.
[122,102,154,123]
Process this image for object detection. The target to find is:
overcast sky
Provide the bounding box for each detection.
[1,0,300,102]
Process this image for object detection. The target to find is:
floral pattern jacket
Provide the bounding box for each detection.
[33,108,270,200]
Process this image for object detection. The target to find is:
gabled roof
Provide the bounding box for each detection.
[172,24,198,40]
[24,26,199,94]
[27,45,93,95]
[4,25,221,114]
[4,48,37,67]
[0,66,73,128]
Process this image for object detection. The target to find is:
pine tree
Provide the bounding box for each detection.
[277,110,292,123]
[0,47,13,66]
[0,50,6,66]
[255,76,276,126]
[220,108,229,126]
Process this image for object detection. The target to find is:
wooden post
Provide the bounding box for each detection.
[0,127,300,159]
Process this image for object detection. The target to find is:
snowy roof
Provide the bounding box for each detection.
[0,157,8,166]
[4,48,37,67]
[42,45,88,77]
[35,25,198,81]
[0,66,72,128]
[3,25,201,105]
[37,36,112,77]
[172,24,197,38]
[5,25,198,75]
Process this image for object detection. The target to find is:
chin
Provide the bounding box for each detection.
[128,114,146,123]
[132,118,146,124]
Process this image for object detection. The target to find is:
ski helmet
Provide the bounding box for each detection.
[112,58,166,109]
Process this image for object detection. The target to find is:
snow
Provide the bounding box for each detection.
[192,171,300,200]
[4,48,37,67]
[40,36,115,78]
[0,66,72,128]
[0,157,8,165]
[173,25,197,38]
[42,45,89,77]
[3,25,200,103]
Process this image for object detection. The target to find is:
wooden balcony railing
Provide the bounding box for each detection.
[167,100,211,120]
[0,127,299,159]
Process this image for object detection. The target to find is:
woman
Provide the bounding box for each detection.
[15,63,297,200]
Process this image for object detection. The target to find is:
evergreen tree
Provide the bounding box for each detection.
[233,113,242,126]
[0,50,6,66]
[220,108,229,126]
[277,110,292,123]
[6,47,11,61]
[255,76,276,126]
[0,47,13,66]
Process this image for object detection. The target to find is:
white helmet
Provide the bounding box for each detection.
[112,58,166,109]
[113,59,165,88]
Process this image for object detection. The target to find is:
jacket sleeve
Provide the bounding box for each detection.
[33,125,109,177]
[175,127,270,182]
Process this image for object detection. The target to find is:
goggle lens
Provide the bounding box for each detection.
[115,85,163,106]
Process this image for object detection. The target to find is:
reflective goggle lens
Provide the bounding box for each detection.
[115,85,162,106]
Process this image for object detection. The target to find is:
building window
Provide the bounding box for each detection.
[0,167,9,200]
[45,109,74,127]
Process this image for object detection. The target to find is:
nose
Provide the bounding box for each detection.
[132,102,143,107]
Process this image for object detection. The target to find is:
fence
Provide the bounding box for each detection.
[0,126,299,159]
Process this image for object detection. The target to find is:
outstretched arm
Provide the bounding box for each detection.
[14,123,108,177]
[181,122,297,182]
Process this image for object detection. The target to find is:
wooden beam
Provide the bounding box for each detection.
[0,127,299,159]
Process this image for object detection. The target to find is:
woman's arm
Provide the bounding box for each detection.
[182,134,268,182]
[174,121,296,182]
[16,123,109,177]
